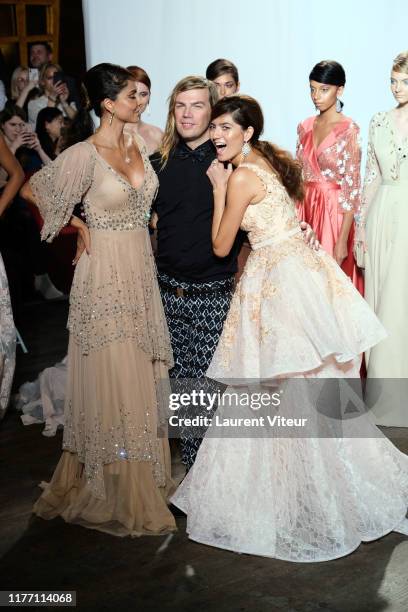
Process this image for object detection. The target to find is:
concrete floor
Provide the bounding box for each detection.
[1,299,407,612]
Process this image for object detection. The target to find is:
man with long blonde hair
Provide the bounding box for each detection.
[150,76,243,470]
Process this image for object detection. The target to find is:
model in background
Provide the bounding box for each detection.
[354,51,408,427]
[21,63,176,536]
[126,65,163,154]
[297,61,363,293]
[206,58,240,99]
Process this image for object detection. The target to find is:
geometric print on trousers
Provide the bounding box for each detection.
[159,272,234,468]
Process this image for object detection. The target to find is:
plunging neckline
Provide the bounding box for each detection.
[388,109,408,148]
[312,116,349,154]
[87,140,146,191]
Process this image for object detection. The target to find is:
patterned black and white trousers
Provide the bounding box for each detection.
[158,272,234,469]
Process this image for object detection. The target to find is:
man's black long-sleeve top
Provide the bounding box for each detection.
[150,139,242,283]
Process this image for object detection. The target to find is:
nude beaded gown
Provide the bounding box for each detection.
[30,134,176,536]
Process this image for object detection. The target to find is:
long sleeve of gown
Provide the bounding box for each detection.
[30,141,94,242]
[337,124,362,214]
[355,116,382,241]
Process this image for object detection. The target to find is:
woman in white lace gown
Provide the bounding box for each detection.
[171,95,408,562]
[354,51,408,427]
[0,133,24,418]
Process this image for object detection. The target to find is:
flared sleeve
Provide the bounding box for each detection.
[337,122,362,214]
[30,141,95,242]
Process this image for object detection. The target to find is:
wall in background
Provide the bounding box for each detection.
[82,0,407,156]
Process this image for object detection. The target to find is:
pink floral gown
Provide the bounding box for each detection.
[296,116,363,294]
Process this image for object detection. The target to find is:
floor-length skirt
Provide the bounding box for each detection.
[171,243,408,561]
[34,337,176,536]
[298,182,363,294]
[365,181,408,426]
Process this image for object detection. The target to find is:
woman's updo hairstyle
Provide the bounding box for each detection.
[309,60,346,110]
[309,60,346,87]
[211,95,304,201]
[392,51,408,74]
[83,62,134,117]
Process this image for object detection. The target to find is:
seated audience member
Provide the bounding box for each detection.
[36,107,63,161]
[28,63,76,126]
[10,66,39,112]
[206,58,240,99]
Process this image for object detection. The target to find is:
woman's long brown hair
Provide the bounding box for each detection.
[211,95,304,201]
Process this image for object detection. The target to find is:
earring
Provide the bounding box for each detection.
[109,109,115,125]
[336,98,342,113]
[241,141,251,158]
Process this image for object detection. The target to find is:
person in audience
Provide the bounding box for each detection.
[28,63,76,126]
[36,107,63,160]
[1,104,50,165]
[206,58,240,99]
[0,132,23,419]
[29,42,53,70]
[126,65,163,154]
[0,104,63,306]
[10,66,39,112]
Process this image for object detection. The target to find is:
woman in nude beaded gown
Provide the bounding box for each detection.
[171,96,408,562]
[21,63,176,536]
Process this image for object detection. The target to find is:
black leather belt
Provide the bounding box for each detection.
[158,281,233,298]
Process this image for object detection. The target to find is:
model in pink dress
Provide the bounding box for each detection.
[297,61,363,293]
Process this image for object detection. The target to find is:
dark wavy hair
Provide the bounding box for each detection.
[60,83,94,151]
[0,102,26,126]
[35,106,63,160]
[211,96,304,200]
[309,60,346,87]
[83,62,134,118]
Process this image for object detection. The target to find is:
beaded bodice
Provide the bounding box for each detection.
[30,134,158,242]
[239,163,300,247]
[83,141,158,232]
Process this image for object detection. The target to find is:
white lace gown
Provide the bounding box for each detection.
[0,253,16,419]
[171,163,408,562]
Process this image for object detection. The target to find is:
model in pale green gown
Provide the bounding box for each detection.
[356,99,408,426]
